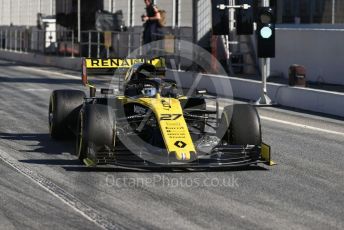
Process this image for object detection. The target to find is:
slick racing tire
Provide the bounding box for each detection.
[49,90,86,140]
[76,104,115,161]
[218,104,261,145]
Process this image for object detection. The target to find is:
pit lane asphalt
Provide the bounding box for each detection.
[0,59,343,230]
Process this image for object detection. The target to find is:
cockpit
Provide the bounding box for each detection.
[123,63,180,98]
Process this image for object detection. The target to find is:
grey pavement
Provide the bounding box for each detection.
[0,59,343,230]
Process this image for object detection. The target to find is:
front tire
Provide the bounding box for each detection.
[218,104,261,145]
[75,104,115,162]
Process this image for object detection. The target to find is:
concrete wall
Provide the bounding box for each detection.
[0,0,55,26]
[113,0,131,27]
[166,70,344,118]
[0,50,81,70]
[196,0,212,48]
[180,0,193,27]
[132,0,151,27]
[272,25,344,85]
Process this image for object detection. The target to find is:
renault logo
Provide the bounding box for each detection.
[174,141,187,148]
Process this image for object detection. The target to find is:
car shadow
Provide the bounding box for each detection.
[0,75,108,86]
[19,159,82,166]
[62,165,268,173]
[0,62,19,67]
[0,132,75,155]
[0,76,81,85]
[0,132,269,173]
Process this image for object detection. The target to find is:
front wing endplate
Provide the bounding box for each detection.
[261,143,276,166]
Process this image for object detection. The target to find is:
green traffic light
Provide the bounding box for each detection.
[260,27,272,39]
[257,7,275,58]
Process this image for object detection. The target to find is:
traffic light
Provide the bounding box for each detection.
[211,0,230,35]
[256,7,275,58]
[235,0,256,35]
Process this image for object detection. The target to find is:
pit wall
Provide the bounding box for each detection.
[166,70,344,118]
[0,50,343,117]
[272,25,344,85]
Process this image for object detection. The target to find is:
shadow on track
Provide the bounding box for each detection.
[0,132,269,173]
[62,165,268,173]
[0,62,19,67]
[0,76,109,85]
[19,159,81,166]
[0,132,74,155]
[0,76,81,85]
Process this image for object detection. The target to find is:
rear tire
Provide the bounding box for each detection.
[49,90,86,140]
[218,104,261,145]
[75,104,115,161]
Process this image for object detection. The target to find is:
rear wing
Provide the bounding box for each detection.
[81,57,166,87]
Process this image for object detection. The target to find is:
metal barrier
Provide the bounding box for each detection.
[152,27,194,70]
[0,27,193,67]
[80,30,143,58]
[0,28,76,57]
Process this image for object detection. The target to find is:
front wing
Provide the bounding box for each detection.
[83,143,275,168]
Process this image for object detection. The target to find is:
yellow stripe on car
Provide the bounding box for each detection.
[125,95,196,161]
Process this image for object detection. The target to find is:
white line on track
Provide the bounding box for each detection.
[20,88,51,92]
[0,148,122,230]
[208,104,344,137]
[260,116,344,137]
[14,66,80,79]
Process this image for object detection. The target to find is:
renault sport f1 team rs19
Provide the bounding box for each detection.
[48,57,274,169]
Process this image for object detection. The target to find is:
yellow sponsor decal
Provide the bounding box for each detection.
[85,58,165,68]
[135,97,196,161]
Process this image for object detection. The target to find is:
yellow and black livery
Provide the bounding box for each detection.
[48,57,275,168]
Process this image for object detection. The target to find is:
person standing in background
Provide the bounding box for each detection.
[142,0,161,44]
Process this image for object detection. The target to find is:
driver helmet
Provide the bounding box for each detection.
[141,85,157,97]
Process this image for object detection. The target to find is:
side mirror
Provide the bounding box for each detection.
[196,89,208,95]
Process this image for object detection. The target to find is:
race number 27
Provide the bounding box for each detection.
[160,114,182,121]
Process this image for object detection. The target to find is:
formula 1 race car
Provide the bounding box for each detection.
[48,57,274,168]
